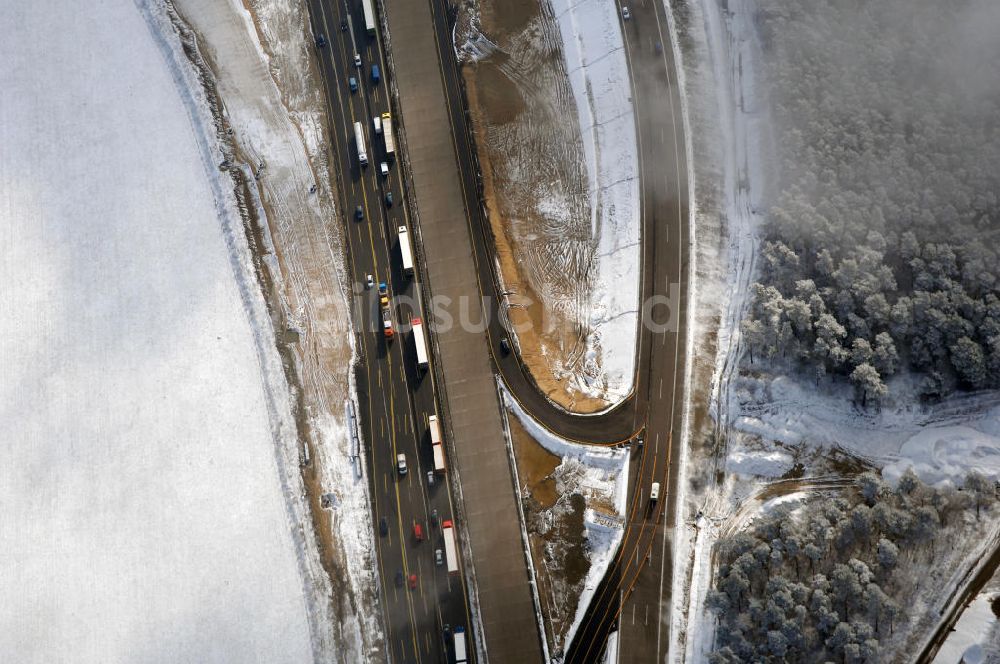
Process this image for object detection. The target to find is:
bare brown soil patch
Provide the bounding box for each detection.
[460,0,613,414]
[509,411,560,506]
[478,0,537,38]
[508,407,594,656]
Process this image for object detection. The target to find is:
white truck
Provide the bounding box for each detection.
[361,0,376,35]
[428,414,446,472]
[411,317,428,370]
[428,414,442,446]
[353,121,367,166]
[432,443,446,473]
[398,225,414,277]
[381,112,395,158]
[442,520,459,575]
[453,626,468,663]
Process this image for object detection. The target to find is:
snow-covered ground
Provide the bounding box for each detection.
[502,388,629,656]
[669,0,1000,656]
[170,0,380,657]
[549,0,641,405]
[664,0,769,655]
[507,390,630,514]
[731,375,1000,485]
[0,0,331,660]
[457,0,639,410]
[934,585,999,664]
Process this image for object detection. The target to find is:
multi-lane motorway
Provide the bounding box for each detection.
[423,0,692,659]
[304,1,475,662]
[565,1,691,660]
[305,0,690,659]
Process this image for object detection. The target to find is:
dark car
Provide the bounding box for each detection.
[385,191,393,207]
[341,19,348,31]
[371,64,380,83]
[348,76,358,93]
[430,509,439,527]
[355,205,364,221]
[315,34,327,48]
[379,516,388,536]
[395,569,404,587]
[500,337,511,355]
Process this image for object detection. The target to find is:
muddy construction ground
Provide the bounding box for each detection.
[457,0,613,413]
[508,408,590,656]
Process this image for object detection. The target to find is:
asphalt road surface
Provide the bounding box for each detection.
[425,0,691,660]
[305,1,476,661]
[307,0,690,659]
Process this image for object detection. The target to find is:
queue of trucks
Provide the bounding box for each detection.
[343,12,470,661]
[354,113,394,171]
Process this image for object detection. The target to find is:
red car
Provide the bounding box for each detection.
[413,523,424,541]
[408,574,418,590]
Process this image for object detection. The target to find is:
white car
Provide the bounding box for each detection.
[373,115,382,134]
[366,273,374,289]
[380,162,389,177]
[427,470,435,486]
[396,453,407,476]
[435,549,444,566]
[650,481,660,503]
[621,6,631,20]
[354,53,361,67]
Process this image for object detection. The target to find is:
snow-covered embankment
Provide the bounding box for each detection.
[550,0,641,405]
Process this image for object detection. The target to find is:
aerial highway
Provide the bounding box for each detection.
[305,0,476,661]
[307,0,690,659]
[424,0,692,660]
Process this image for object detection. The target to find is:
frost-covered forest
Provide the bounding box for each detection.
[706,472,997,662]
[741,0,1000,404]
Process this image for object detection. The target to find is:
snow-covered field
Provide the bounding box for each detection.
[170,0,380,658]
[0,0,330,660]
[507,390,630,515]
[731,375,1000,485]
[549,0,641,404]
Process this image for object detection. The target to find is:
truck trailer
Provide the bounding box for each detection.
[381,113,395,158]
[353,121,367,166]
[442,519,459,575]
[361,0,376,35]
[428,414,442,446]
[398,225,414,277]
[432,443,446,473]
[411,317,428,370]
[453,626,468,664]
